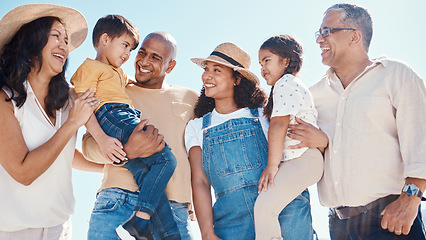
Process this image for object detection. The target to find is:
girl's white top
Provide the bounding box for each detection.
[185,108,269,152]
[271,74,318,161]
[0,81,76,231]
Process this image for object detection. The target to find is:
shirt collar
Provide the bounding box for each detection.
[325,55,388,84]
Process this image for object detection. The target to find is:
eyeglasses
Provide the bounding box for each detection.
[315,28,356,39]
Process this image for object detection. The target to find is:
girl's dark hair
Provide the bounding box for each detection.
[260,35,303,120]
[194,71,267,118]
[0,16,70,118]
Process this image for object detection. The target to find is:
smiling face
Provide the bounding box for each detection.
[39,20,69,77]
[316,11,354,69]
[201,61,236,101]
[258,48,288,86]
[134,35,176,89]
[99,33,135,68]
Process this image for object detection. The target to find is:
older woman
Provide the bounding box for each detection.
[0,4,102,239]
[185,43,314,240]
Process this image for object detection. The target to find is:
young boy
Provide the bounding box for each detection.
[71,15,179,240]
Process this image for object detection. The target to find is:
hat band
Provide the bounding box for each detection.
[210,51,244,68]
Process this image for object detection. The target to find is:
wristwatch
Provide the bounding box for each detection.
[402,183,423,198]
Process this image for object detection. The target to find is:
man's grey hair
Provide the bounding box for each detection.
[325,3,373,52]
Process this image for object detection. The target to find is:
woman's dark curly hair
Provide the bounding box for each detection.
[0,16,70,118]
[194,70,267,118]
[261,35,303,120]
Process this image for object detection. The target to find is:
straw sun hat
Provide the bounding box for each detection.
[0,4,88,54]
[191,42,260,85]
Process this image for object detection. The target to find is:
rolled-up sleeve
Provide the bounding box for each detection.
[394,69,426,179]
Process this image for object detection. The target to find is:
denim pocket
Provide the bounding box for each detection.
[208,127,263,176]
[97,115,124,140]
[172,206,189,224]
[92,195,121,213]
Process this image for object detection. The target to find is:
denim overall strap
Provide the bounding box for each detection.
[201,108,268,239]
[250,108,259,117]
[202,108,268,198]
[202,112,212,129]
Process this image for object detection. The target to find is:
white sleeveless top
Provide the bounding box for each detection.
[0,81,76,231]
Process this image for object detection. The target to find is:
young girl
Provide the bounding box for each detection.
[254,35,324,240]
[186,42,314,240]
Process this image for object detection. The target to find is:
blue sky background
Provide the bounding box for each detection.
[2,1,426,239]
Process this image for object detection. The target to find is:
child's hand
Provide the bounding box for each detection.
[98,136,126,164]
[258,165,279,193]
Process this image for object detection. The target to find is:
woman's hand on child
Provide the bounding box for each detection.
[258,165,279,193]
[99,136,126,163]
[68,88,99,128]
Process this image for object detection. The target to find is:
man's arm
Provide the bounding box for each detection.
[72,148,104,173]
[381,68,426,235]
[84,113,125,163]
[82,119,165,164]
[381,177,426,235]
[122,119,166,159]
[287,117,329,152]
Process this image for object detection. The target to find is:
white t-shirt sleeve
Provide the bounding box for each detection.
[271,74,305,118]
[184,117,203,154]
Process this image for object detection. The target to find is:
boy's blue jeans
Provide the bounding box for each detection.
[95,103,178,232]
[87,188,187,240]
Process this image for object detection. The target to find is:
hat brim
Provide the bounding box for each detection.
[0,4,87,54]
[191,57,259,85]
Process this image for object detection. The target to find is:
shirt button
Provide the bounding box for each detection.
[341,96,346,100]
[333,150,337,154]
[336,122,341,126]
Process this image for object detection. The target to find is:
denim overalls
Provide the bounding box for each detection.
[202,108,314,240]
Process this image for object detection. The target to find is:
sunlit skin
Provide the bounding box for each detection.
[134,35,176,89]
[0,18,101,187]
[258,48,288,86]
[189,60,242,240]
[315,10,426,238]
[27,20,69,124]
[257,48,291,192]
[202,61,236,100]
[96,33,136,68]
[37,20,69,79]
[316,11,356,71]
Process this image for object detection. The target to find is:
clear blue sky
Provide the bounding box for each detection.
[2,1,426,239]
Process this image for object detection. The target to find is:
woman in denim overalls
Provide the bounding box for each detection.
[185,43,314,240]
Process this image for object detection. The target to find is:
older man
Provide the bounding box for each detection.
[84,32,198,240]
[289,3,426,240]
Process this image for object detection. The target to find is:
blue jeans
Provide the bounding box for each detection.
[202,108,314,240]
[95,103,178,235]
[279,189,314,240]
[329,196,426,240]
[87,188,190,240]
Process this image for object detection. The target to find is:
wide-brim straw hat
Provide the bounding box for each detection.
[191,42,259,85]
[0,4,88,54]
